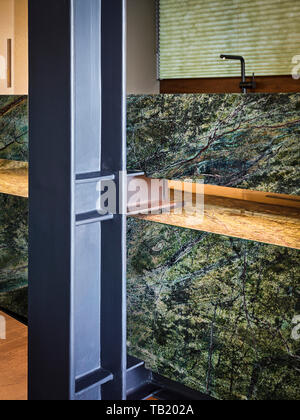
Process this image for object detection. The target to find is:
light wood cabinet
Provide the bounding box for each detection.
[0,0,28,95]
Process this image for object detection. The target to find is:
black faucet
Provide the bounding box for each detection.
[220,55,256,93]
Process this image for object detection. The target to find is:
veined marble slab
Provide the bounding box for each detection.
[127,94,300,401]
[128,94,300,195]
[0,96,28,318]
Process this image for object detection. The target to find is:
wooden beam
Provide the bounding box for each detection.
[160,75,300,94]
[132,179,300,250]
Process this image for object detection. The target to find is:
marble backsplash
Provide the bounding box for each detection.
[127,94,300,400]
[0,96,28,317]
[0,193,28,317]
[0,94,299,399]
[127,219,300,400]
[128,94,300,195]
[0,96,28,161]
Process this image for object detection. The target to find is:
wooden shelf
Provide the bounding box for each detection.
[0,165,299,249]
[0,160,28,198]
[132,179,300,250]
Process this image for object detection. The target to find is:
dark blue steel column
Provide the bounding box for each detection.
[101,0,127,400]
[28,0,73,400]
[29,0,127,400]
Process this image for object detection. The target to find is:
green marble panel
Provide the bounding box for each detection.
[0,96,28,318]
[128,94,300,195]
[0,96,28,161]
[127,94,300,400]
[0,94,299,400]
[128,219,300,400]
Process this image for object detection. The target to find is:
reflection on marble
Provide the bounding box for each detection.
[128,220,300,400]
[0,96,28,317]
[0,193,28,318]
[127,94,300,400]
[0,96,28,161]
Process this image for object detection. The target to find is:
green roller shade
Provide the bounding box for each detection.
[159,0,300,79]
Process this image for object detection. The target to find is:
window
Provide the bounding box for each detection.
[159,0,300,79]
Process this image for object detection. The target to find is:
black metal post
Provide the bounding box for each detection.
[28,0,73,400]
[28,0,126,400]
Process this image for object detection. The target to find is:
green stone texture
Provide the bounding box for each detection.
[0,96,28,317]
[0,96,28,161]
[127,94,300,400]
[127,94,300,195]
[0,94,299,400]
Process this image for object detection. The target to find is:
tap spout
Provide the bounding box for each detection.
[220,54,247,93]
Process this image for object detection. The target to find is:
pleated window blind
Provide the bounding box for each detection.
[159,0,300,79]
